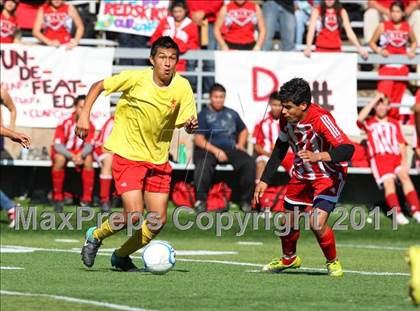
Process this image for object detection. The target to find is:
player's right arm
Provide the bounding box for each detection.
[358,93,383,124]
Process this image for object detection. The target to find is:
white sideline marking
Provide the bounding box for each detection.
[1,266,24,270]
[237,242,263,246]
[70,248,238,256]
[337,244,408,251]
[0,290,155,311]
[0,246,35,253]
[54,239,79,243]
[1,245,410,276]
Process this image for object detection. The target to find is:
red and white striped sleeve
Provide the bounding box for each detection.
[317,113,350,147]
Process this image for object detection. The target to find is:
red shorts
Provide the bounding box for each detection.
[284,173,346,207]
[112,154,172,195]
[370,153,401,186]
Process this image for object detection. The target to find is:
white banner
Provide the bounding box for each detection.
[0,44,115,128]
[215,51,359,136]
[95,0,168,37]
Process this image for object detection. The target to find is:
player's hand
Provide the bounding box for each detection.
[215,149,228,162]
[253,181,268,205]
[235,144,246,152]
[304,47,312,58]
[297,150,320,163]
[184,117,198,134]
[221,45,229,51]
[12,132,31,149]
[48,40,61,48]
[65,39,78,50]
[358,47,369,60]
[380,49,389,57]
[75,115,90,140]
[407,50,416,59]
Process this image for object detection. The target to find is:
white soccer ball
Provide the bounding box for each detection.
[142,240,175,275]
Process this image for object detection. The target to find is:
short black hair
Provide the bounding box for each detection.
[170,0,188,14]
[150,36,180,59]
[390,1,405,13]
[209,83,226,95]
[74,95,86,106]
[279,78,312,106]
[269,91,281,102]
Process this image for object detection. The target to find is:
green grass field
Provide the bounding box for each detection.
[1,203,419,311]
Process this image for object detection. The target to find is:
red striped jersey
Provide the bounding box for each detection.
[315,6,342,50]
[279,104,350,180]
[95,116,114,148]
[0,13,17,43]
[252,112,279,153]
[42,3,72,44]
[357,117,406,156]
[380,21,410,55]
[53,113,95,151]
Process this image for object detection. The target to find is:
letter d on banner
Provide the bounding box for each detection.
[252,67,279,102]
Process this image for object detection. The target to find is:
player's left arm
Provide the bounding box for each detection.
[407,29,417,58]
[341,9,368,59]
[298,114,354,163]
[79,123,95,159]
[175,82,198,134]
[235,113,248,151]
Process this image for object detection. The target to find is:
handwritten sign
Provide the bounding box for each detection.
[95,0,168,37]
[0,44,115,128]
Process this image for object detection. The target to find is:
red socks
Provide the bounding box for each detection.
[281,229,300,261]
[385,193,401,213]
[405,191,420,213]
[51,169,65,201]
[316,226,337,262]
[81,169,95,203]
[99,175,112,203]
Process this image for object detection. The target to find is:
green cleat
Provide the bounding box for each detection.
[326,259,344,277]
[261,256,302,273]
[81,226,102,268]
[111,251,139,272]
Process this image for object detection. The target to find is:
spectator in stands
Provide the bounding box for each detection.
[414,88,420,171]
[150,0,199,72]
[262,0,296,51]
[369,1,417,120]
[32,0,84,49]
[187,0,224,93]
[304,0,369,58]
[295,0,318,45]
[0,124,30,228]
[93,115,114,213]
[252,91,294,182]
[1,0,21,43]
[193,83,255,213]
[0,87,17,160]
[51,95,95,212]
[364,0,420,45]
[214,0,266,51]
[357,93,420,225]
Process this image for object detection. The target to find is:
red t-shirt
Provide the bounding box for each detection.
[42,3,71,44]
[53,114,95,152]
[0,13,17,43]
[380,20,410,55]
[374,0,411,9]
[253,112,279,153]
[279,104,351,181]
[315,6,342,51]
[186,0,224,24]
[416,89,420,105]
[150,16,199,71]
[357,117,406,157]
[223,1,257,45]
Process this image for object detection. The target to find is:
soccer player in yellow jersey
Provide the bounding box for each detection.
[75,36,198,271]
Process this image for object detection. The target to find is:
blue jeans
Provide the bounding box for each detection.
[295,9,310,45]
[263,1,296,51]
[0,190,14,211]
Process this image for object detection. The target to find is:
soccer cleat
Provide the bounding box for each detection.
[261,256,302,273]
[194,200,207,214]
[53,200,64,213]
[100,201,111,213]
[412,212,420,224]
[407,246,420,305]
[111,251,139,272]
[326,259,344,277]
[79,200,91,208]
[7,207,16,228]
[81,226,102,268]
[396,213,410,225]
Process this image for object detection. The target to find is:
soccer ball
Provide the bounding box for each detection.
[142,240,176,275]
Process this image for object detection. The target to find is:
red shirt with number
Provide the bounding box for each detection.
[223,1,257,45]
[380,20,410,55]
[315,6,342,51]
[42,3,72,44]
[0,12,17,43]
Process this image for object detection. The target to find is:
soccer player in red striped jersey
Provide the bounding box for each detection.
[358,93,420,225]
[254,78,355,277]
[93,115,114,212]
[51,95,95,212]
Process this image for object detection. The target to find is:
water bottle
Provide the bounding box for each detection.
[178,143,187,164]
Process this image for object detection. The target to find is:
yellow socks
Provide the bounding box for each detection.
[93,219,119,241]
[115,221,157,257]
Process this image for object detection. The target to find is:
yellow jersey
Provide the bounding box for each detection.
[103,68,197,164]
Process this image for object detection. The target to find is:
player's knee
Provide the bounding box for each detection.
[84,155,93,168]
[53,154,66,169]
